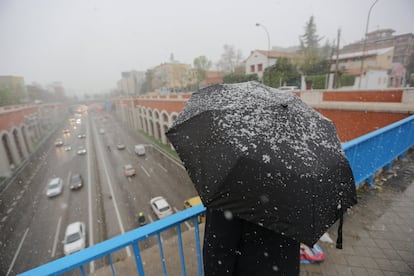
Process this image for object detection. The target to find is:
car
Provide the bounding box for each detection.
[77,146,87,155]
[134,144,146,156]
[55,138,64,147]
[77,133,86,139]
[150,196,173,219]
[63,222,86,255]
[116,143,126,150]
[184,196,205,223]
[63,129,70,134]
[278,86,299,91]
[69,173,83,190]
[64,145,72,151]
[46,177,64,197]
[123,164,136,177]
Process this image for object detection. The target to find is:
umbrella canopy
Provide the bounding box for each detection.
[166,82,357,246]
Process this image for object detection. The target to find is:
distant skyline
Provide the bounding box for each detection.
[1,0,413,96]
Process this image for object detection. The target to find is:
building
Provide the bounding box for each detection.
[245,50,298,80]
[341,29,414,67]
[331,47,394,74]
[0,76,26,105]
[151,63,197,94]
[199,71,223,88]
[117,70,145,96]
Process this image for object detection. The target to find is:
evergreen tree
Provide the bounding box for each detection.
[299,16,324,75]
[263,58,300,88]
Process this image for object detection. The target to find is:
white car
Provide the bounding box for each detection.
[134,144,146,156]
[55,138,64,147]
[64,145,72,151]
[46,177,64,197]
[77,147,87,155]
[63,222,86,255]
[150,196,173,219]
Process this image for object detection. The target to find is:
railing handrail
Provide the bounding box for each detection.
[18,205,206,276]
[342,115,414,186]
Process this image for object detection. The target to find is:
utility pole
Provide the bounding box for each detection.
[359,0,380,88]
[334,29,341,88]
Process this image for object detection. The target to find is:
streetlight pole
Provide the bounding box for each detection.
[255,23,270,70]
[359,0,379,88]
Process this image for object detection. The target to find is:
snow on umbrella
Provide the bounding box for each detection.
[166,82,357,247]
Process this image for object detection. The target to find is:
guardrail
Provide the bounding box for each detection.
[18,204,206,276]
[343,115,414,186]
[18,116,414,275]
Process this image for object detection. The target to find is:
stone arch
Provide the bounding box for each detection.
[1,132,15,166]
[170,112,179,126]
[154,121,162,140]
[12,128,24,161]
[21,125,31,154]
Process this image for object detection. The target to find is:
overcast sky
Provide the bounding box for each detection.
[0,0,413,95]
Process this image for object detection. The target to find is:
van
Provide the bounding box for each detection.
[134,144,146,156]
[184,196,205,223]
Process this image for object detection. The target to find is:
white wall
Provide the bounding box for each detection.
[245,51,276,80]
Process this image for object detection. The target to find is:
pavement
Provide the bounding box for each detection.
[92,149,414,276]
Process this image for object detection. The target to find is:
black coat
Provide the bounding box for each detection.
[203,209,300,276]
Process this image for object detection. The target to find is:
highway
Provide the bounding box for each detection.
[0,110,197,275]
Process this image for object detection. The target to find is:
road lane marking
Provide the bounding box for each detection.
[51,216,62,258]
[149,144,186,170]
[7,227,29,276]
[95,123,131,257]
[87,117,95,272]
[157,163,168,172]
[172,207,191,229]
[140,166,150,177]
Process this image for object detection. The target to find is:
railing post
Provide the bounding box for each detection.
[157,233,168,275]
[132,243,145,276]
[193,217,204,276]
[176,224,187,276]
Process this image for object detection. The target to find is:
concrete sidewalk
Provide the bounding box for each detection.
[93,150,414,276]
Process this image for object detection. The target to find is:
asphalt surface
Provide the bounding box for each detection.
[0,111,198,275]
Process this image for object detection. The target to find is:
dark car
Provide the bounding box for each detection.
[70,173,83,190]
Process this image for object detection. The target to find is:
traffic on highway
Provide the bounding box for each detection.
[0,108,198,275]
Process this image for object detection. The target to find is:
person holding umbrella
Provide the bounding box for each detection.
[166,82,357,275]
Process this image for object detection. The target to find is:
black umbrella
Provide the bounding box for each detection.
[166,82,357,247]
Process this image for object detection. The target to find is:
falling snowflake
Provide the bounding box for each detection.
[262,154,271,163]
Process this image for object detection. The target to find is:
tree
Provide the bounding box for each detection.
[141,69,153,94]
[407,54,414,86]
[299,16,324,75]
[263,58,300,88]
[193,56,212,85]
[223,73,258,84]
[216,44,244,74]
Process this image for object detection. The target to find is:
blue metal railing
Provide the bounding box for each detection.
[18,204,206,276]
[343,115,414,186]
[18,115,414,275]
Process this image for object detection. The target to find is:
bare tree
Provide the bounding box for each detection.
[217,44,244,74]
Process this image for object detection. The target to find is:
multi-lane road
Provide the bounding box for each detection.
[0,111,198,275]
